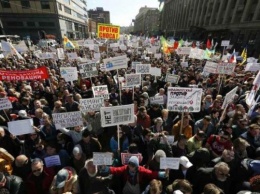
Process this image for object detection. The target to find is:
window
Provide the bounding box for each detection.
[58,2,62,10]
[1,0,11,8]
[38,22,55,27]
[6,21,23,26]
[65,21,72,30]
[21,0,30,8]
[41,0,50,9]
[27,22,35,26]
[63,0,69,4]
[64,6,71,14]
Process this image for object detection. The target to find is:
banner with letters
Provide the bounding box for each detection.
[92,85,109,99]
[100,104,134,127]
[150,67,161,76]
[160,157,180,169]
[93,152,113,165]
[216,63,236,74]
[167,87,203,112]
[97,23,120,40]
[189,48,204,60]
[150,96,164,105]
[80,97,103,112]
[78,63,98,78]
[176,47,191,55]
[245,63,260,72]
[166,74,180,84]
[125,74,141,87]
[103,55,128,71]
[57,48,65,59]
[0,98,12,110]
[203,61,218,74]
[67,52,78,60]
[131,61,141,70]
[136,64,151,74]
[52,111,83,129]
[60,67,78,82]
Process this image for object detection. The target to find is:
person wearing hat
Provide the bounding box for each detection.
[186,129,205,153]
[15,110,31,120]
[0,171,25,194]
[50,166,79,194]
[101,156,169,194]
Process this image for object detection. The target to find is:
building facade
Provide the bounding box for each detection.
[134,6,160,36]
[0,0,88,42]
[160,0,260,57]
[88,7,110,24]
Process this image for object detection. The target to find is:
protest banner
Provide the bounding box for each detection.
[97,23,120,40]
[167,87,203,112]
[131,61,141,70]
[125,74,141,87]
[121,153,143,165]
[222,86,238,109]
[216,63,236,75]
[80,97,103,112]
[8,119,34,136]
[84,39,94,45]
[150,67,161,76]
[94,53,101,59]
[189,48,204,60]
[57,48,65,59]
[181,62,189,68]
[160,157,180,169]
[166,74,180,84]
[203,61,218,74]
[247,57,258,63]
[52,111,83,129]
[0,98,12,110]
[38,52,54,59]
[44,155,61,168]
[154,53,161,59]
[103,55,128,71]
[119,45,127,51]
[176,47,191,55]
[67,52,78,60]
[136,64,151,74]
[110,43,119,48]
[221,40,230,47]
[100,104,134,127]
[60,67,78,82]
[93,152,113,165]
[92,85,109,99]
[150,96,164,105]
[245,63,260,72]
[0,67,49,81]
[78,62,98,78]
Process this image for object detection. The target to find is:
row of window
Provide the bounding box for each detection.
[0,0,50,9]
[6,21,55,27]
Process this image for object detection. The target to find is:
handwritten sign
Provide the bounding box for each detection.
[100,104,134,127]
[92,85,109,99]
[44,155,61,167]
[78,62,98,78]
[93,152,113,165]
[125,74,141,87]
[8,119,34,136]
[136,64,151,74]
[160,157,180,169]
[80,97,103,112]
[166,74,180,84]
[52,111,83,129]
[0,98,12,110]
[189,48,204,60]
[121,153,143,165]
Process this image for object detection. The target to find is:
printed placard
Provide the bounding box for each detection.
[93,152,113,165]
[60,67,78,82]
[57,48,65,59]
[97,23,120,40]
[52,111,83,129]
[78,63,98,78]
[189,48,204,60]
[154,53,161,59]
[221,40,230,47]
[166,74,180,84]
[167,87,203,112]
[67,52,78,60]
[136,64,151,74]
[222,86,238,109]
[121,153,143,165]
[150,96,164,105]
[100,104,134,127]
[160,157,180,169]
[131,61,141,70]
[8,119,34,136]
[150,67,161,76]
[103,55,128,71]
[94,53,101,59]
[176,47,191,55]
[245,63,260,72]
[125,74,141,87]
[44,155,61,168]
[181,62,189,68]
[80,97,104,112]
[203,61,218,74]
[92,85,109,99]
[0,98,12,110]
[119,45,127,51]
[216,63,236,75]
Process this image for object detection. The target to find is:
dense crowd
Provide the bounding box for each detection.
[0,37,259,194]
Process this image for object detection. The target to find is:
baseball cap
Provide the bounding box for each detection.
[179,156,193,168]
[55,169,69,188]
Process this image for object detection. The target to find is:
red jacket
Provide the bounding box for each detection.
[26,167,55,194]
[137,115,151,129]
[109,165,158,185]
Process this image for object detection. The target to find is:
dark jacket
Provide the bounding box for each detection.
[5,174,25,194]
[78,137,102,159]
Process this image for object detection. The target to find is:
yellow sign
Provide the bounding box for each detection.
[97,23,120,40]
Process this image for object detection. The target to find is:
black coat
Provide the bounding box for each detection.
[4,174,25,194]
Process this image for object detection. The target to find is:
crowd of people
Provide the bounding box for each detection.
[0,36,259,194]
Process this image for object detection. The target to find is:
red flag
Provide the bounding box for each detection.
[206,39,211,49]
[173,41,179,49]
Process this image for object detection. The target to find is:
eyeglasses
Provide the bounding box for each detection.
[32,168,42,173]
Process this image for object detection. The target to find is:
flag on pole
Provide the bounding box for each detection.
[63,36,75,49]
[229,49,237,63]
[241,48,247,65]
[206,39,211,49]
[178,39,184,48]
[211,39,214,50]
[173,41,179,49]
[160,36,171,54]
[1,40,24,60]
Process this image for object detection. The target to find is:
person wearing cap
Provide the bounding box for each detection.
[15,110,31,120]
[186,129,205,153]
[0,171,25,194]
[101,156,169,194]
[26,158,55,194]
[50,166,79,194]
[72,145,86,173]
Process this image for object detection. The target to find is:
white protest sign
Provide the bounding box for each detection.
[80,97,103,112]
[100,104,134,127]
[166,135,174,145]
[121,153,143,165]
[150,96,164,105]
[253,71,260,85]
[125,74,141,87]
[150,67,161,76]
[203,61,218,74]
[93,152,113,165]
[136,64,151,74]
[67,52,78,60]
[216,63,236,75]
[110,43,119,48]
[176,47,191,55]
[38,52,54,59]
[247,57,258,63]
[0,54,4,59]
[222,86,238,109]
[94,44,99,53]
[44,155,61,167]
[78,62,98,78]
[166,74,180,84]
[0,98,12,110]
[154,53,161,59]
[131,61,141,70]
[189,48,204,60]
[160,157,180,169]
[119,45,127,51]
[92,85,109,99]
[84,39,94,45]
[94,53,101,59]
[167,87,203,112]
[181,62,189,68]
[221,40,230,47]
[8,119,34,136]
[60,67,78,82]
[52,111,83,129]
[57,48,65,59]
[103,55,128,71]
[245,63,260,72]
